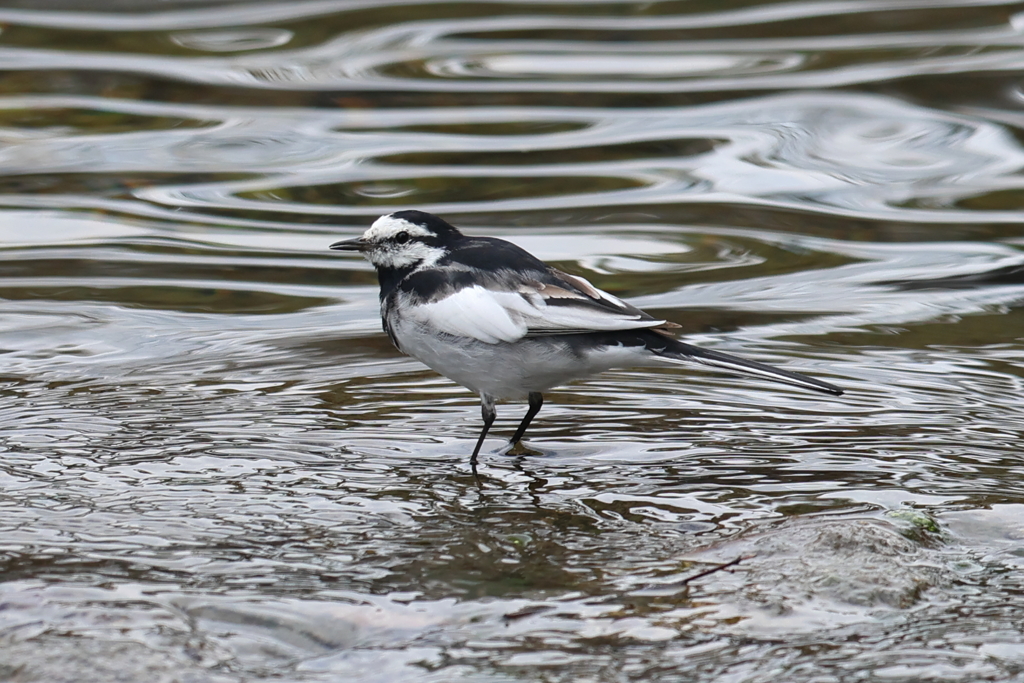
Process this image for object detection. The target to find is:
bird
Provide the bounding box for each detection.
[330,210,843,470]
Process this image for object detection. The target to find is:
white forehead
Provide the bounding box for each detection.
[362,214,432,242]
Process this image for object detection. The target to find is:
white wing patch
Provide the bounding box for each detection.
[406,286,528,343]
[407,284,668,344]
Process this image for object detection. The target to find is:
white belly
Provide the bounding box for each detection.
[390,318,658,400]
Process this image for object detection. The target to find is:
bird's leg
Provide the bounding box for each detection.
[470,394,497,470]
[509,392,544,447]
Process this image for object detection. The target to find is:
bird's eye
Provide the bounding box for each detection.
[394,231,411,245]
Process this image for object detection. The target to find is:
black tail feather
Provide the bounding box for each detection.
[659,338,844,396]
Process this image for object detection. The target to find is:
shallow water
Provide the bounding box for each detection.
[2,1,1024,681]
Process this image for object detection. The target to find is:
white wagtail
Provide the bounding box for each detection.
[331,210,843,469]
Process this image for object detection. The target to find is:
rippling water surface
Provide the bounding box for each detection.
[3,1,1024,681]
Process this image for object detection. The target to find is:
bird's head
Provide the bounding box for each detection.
[330,210,462,271]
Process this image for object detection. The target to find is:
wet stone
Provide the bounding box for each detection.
[688,517,951,632]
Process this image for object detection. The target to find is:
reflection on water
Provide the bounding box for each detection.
[1,1,1024,681]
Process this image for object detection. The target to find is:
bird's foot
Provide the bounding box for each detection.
[505,440,542,456]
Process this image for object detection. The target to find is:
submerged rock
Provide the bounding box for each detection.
[686,517,949,633]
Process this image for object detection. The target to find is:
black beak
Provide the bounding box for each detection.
[329,237,368,252]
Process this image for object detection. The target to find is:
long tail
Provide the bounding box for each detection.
[657,338,844,396]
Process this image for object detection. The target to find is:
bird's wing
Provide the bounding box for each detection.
[518,269,678,336]
[403,285,531,344]
[403,268,676,344]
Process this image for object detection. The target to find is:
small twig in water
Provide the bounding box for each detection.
[673,555,751,586]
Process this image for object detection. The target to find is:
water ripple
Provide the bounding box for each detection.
[2,1,1024,681]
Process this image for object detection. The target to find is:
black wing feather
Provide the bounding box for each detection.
[439,236,672,329]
